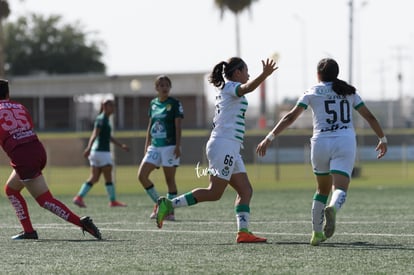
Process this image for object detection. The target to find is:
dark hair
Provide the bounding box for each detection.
[0,79,9,99]
[155,75,172,87]
[99,99,114,114]
[208,57,246,88]
[317,58,356,95]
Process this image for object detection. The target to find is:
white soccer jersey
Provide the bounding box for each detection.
[297,82,364,138]
[210,81,248,143]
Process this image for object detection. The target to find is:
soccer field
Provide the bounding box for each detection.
[0,163,413,274]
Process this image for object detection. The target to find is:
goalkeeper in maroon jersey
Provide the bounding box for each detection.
[0,79,101,240]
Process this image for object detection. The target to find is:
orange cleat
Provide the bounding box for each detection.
[236,231,267,243]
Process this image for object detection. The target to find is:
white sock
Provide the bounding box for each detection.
[171,194,188,208]
[312,200,325,232]
[236,212,250,231]
[329,189,347,211]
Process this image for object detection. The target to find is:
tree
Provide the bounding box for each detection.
[214,0,258,56]
[0,0,11,77]
[4,13,105,76]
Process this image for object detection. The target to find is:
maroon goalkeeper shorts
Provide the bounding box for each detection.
[9,140,47,180]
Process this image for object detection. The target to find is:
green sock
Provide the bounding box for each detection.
[78,182,93,197]
[167,192,177,200]
[145,185,159,203]
[105,182,116,202]
[184,192,197,206]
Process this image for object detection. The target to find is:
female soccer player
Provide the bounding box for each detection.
[256,58,387,245]
[0,79,101,240]
[156,57,277,243]
[73,99,129,208]
[137,75,184,221]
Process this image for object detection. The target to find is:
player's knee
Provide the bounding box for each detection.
[4,185,18,196]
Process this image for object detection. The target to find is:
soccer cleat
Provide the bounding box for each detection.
[151,203,175,220]
[324,206,336,238]
[236,231,267,243]
[109,200,127,207]
[73,195,86,208]
[156,197,173,229]
[11,230,38,240]
[310,231,327,246]
[80,216,102,240]
[149,204,158,219]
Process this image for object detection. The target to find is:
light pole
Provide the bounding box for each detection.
[348,0,368,84]
[348,0,369,177]
[271,52,280,181]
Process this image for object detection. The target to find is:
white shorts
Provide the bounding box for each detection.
[311,135,356,178]
[142,145,180,167]
[206,138,246,181]
[88,151,113,167]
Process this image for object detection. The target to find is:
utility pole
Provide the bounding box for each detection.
[349,0,362,177]
[394,46,409,127]
[396,47,403,102]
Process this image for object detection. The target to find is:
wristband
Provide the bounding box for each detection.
[266,132,275,142]
[379,136,387,143]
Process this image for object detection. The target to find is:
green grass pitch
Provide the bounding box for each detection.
[0,162,413,274]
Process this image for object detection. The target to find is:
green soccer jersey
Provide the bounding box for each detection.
[92,113,111,152]
[149,97,184,147]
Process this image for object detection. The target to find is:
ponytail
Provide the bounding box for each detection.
[317,58,356,96]
[332,79,356,96]
[208,61,227,88]
[208,57,246,89]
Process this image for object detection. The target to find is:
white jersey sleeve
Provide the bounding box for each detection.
[297,82,364,138]
[210,81,248,143]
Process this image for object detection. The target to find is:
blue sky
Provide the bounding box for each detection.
[9,0,414,106]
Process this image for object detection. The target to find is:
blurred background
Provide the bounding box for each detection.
[0,0,413,168]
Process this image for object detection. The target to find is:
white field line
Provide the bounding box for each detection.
[1,221,414,238]
[3,220,414,227]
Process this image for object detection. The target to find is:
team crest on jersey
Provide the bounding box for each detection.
[166,104,172,111]
[221,166,230,177]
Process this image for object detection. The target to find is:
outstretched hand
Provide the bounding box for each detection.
[261,58,278,77]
